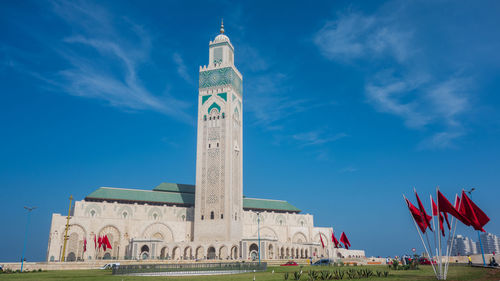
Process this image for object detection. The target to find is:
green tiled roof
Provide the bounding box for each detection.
[153,182,195,194]
[243,197,301,212]
[86,187,194,206]
[85,185,301,213]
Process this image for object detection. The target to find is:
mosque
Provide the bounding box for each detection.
[46,23,365,262]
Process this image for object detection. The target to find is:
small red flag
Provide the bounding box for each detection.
[319,233,325,248]
[340,232,351,250]
[98,236,103,250]
[415,191,433,232]
[437,190,471,226]
[459,191,490,232]
[406,198,430,233]
[84,239,87,252]
[104,235,112,250]
[431,196,446,236]
[332,232,340,248]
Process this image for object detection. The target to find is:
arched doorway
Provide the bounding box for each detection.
[268,244,274,259]
[249,243,259,261]
[140,245,149,260]
[103,253,111,260]
[207,247,216,260]
[219,246,228,260]
[230,246,238,259]
[196,246,204,260]
[172,247,180,260]
[184,247,192,260]
[66,252,76,262]
[160,247,168,259]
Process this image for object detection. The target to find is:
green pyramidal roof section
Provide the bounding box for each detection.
[153,182,195,194]
[86,187,194,206]
[243,197,301,212]
[85,185,301,213]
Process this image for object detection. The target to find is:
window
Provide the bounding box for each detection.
[181,215,186,221]
[210,211,214,220]
[204,115,207,121]
[217,143,219,147]
[222,113,225,119]
[235,212,237,221]
[201,215,204,220]
[122,212,128,219]
[153,213,158,220]
[221,214,224,219]
[209,144,211,148]
[90,210,96,217]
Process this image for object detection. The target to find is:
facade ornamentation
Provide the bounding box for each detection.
[46,24,365,263]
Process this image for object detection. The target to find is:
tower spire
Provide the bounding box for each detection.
[220,18,224,34]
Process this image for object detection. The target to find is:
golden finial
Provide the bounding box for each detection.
[220,18,224,34]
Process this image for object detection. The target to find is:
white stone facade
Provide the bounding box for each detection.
[46,25,365,263]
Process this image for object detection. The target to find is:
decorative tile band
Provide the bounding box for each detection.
[199,67,242,96]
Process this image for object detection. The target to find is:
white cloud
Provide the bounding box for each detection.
[314,6,472,148]
[172,52,193,84]
[314,12,413,63]
[293,130,347,146]
[4,0,192,123]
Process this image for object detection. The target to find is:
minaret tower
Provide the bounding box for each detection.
[194,21,243,243]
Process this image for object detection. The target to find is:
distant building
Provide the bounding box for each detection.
[449,232,500,256]
[448,235,478,256]
[479,232,500,254]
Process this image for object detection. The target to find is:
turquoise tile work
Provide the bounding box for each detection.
[199,67,242,96]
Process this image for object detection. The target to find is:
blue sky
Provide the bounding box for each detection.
[1,0,500,262]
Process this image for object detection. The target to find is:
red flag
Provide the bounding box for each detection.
[84,239,87,252]
[454,194,460,209]
[459,191,490,232]
[332,232,340,248]
[415,191,432,231]
[319,233,325,248]
[98,236,103,250]
[340,232,351,250]
[431,197,446,236]
[104,235,112,250]
[406,198,430,233]
[437,190,471,226]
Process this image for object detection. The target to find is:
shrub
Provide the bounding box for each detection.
[293,271,303,280]
[391,259,399,270]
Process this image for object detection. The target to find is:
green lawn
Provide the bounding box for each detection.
[1,265,499,281]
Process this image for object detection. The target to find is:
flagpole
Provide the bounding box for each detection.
[467,189,487,266]
[444,193,463,279]
[436,187,443,280]
[414,188,436,268]
[403,195,438,279]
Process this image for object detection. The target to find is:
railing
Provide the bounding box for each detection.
[112,261,267,275]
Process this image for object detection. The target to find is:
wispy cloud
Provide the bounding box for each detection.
[172,52,193,84]
[4,0,192,123]
[293,130,347,146]
[245,73,316,130]
[339,166,358,173]
[314,4,472,148]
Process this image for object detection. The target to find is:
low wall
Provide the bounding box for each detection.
[1,257,375,271]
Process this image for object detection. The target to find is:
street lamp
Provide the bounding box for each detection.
[466,188,486,266]
[21,206,37,272]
